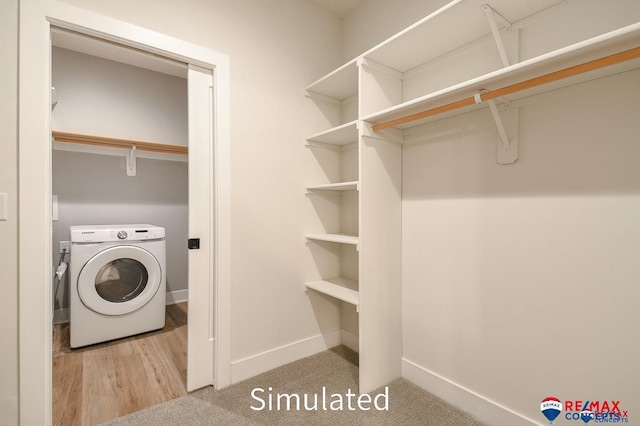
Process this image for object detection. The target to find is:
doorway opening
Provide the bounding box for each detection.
[50,29,191,424]
[18,4,231,424]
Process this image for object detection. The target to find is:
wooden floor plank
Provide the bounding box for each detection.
[53,351,83,426]
[53,303,188,425]
[81,345,122,425]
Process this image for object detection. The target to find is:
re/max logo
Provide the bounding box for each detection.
[565,400,627,416]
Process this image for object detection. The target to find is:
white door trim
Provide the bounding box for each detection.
[18,1,231,424]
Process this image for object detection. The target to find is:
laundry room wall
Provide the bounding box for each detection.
[343,0,640,424]
[51,47,189,315]
[52,47,187,146]
[55,0,344,380]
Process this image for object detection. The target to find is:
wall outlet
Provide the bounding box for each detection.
[59,241,71,254]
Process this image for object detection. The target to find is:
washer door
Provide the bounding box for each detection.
[78,245,162,316]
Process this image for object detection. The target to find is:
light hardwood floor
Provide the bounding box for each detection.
[53,303,188,426]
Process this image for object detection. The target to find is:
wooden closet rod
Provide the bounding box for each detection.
[52,131,188,155]
[372,46,640,131]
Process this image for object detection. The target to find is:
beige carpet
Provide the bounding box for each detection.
[102,346,487,425]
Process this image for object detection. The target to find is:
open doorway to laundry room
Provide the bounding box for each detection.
[49,28,192,425]
[19,5,230,424]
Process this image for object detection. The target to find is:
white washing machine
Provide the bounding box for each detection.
[69,224,166,348]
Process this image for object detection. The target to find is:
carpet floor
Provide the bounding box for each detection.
[102,346,487,425]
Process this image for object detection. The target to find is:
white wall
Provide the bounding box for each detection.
[0,0,19,422]
[56,0,343,370]
[342,0,449,61]
[343,0,640,424]
[51,48,189,313]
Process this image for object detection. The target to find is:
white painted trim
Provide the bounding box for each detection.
[402,358,543,426]
[166,289,189,305]
[19,1,231,424]
[340,329,359,353]
[230,330,342,384]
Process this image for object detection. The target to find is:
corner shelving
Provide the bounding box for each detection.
[305,233,359,247]
[304,0,639,395]
[307,181,359,191]
[305,277,359,309]
[306,120,358,146]
[306,59,358,102]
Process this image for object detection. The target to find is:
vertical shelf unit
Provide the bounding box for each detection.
[305,43,402,395]
[305,0,640,393]
[304,58,363,369]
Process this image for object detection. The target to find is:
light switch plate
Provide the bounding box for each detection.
[0,193,7,221]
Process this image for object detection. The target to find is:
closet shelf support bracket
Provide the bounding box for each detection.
[126,145,137,176]
[474,92,518,164]
[482,4,512,68]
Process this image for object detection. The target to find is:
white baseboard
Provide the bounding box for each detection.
[341,329,359,353]
[402,358,543,426]
[231,329,343,384]
[53,308,69,325]
[166,289,188,305]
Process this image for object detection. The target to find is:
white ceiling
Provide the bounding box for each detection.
[307,0,367,18]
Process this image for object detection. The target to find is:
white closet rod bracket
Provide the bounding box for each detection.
[126,144,137,176]
[482,4,512,68]
[474,91,518,164]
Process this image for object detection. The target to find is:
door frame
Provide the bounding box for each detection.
[18,1,231,424]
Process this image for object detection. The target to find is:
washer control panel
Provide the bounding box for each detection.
[70,224,165,242]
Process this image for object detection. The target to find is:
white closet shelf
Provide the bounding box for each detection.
[363,0,564,73]
[52,131,188,155]
[306,59,358,101]
[305,277,359,307]
[305,233,359,247]
[307,120,358,146]
[364,22,640,131]
[307,181,359,191]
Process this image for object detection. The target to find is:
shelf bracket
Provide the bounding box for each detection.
[51,87,58,109]
[126,144,137,176]
[474,92,518,164]
[482,4,512,68]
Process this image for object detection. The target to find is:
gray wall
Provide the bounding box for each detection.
[52,151,188,310]
[52,47,188,146]
[52,47,189,312]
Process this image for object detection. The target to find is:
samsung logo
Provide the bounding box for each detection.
[81,231,95,234]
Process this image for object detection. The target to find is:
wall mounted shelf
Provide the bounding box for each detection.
[306,120,358,146]
[305,277,359,309]
[306,59,358,101]
[305,233,359,247]
[52,131,188,155]
[365,22,640,132]
[306,181,359,191]
[362,0,565,74]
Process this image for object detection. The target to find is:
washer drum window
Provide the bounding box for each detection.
[94,258,149,303]
[78,245,162,316]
